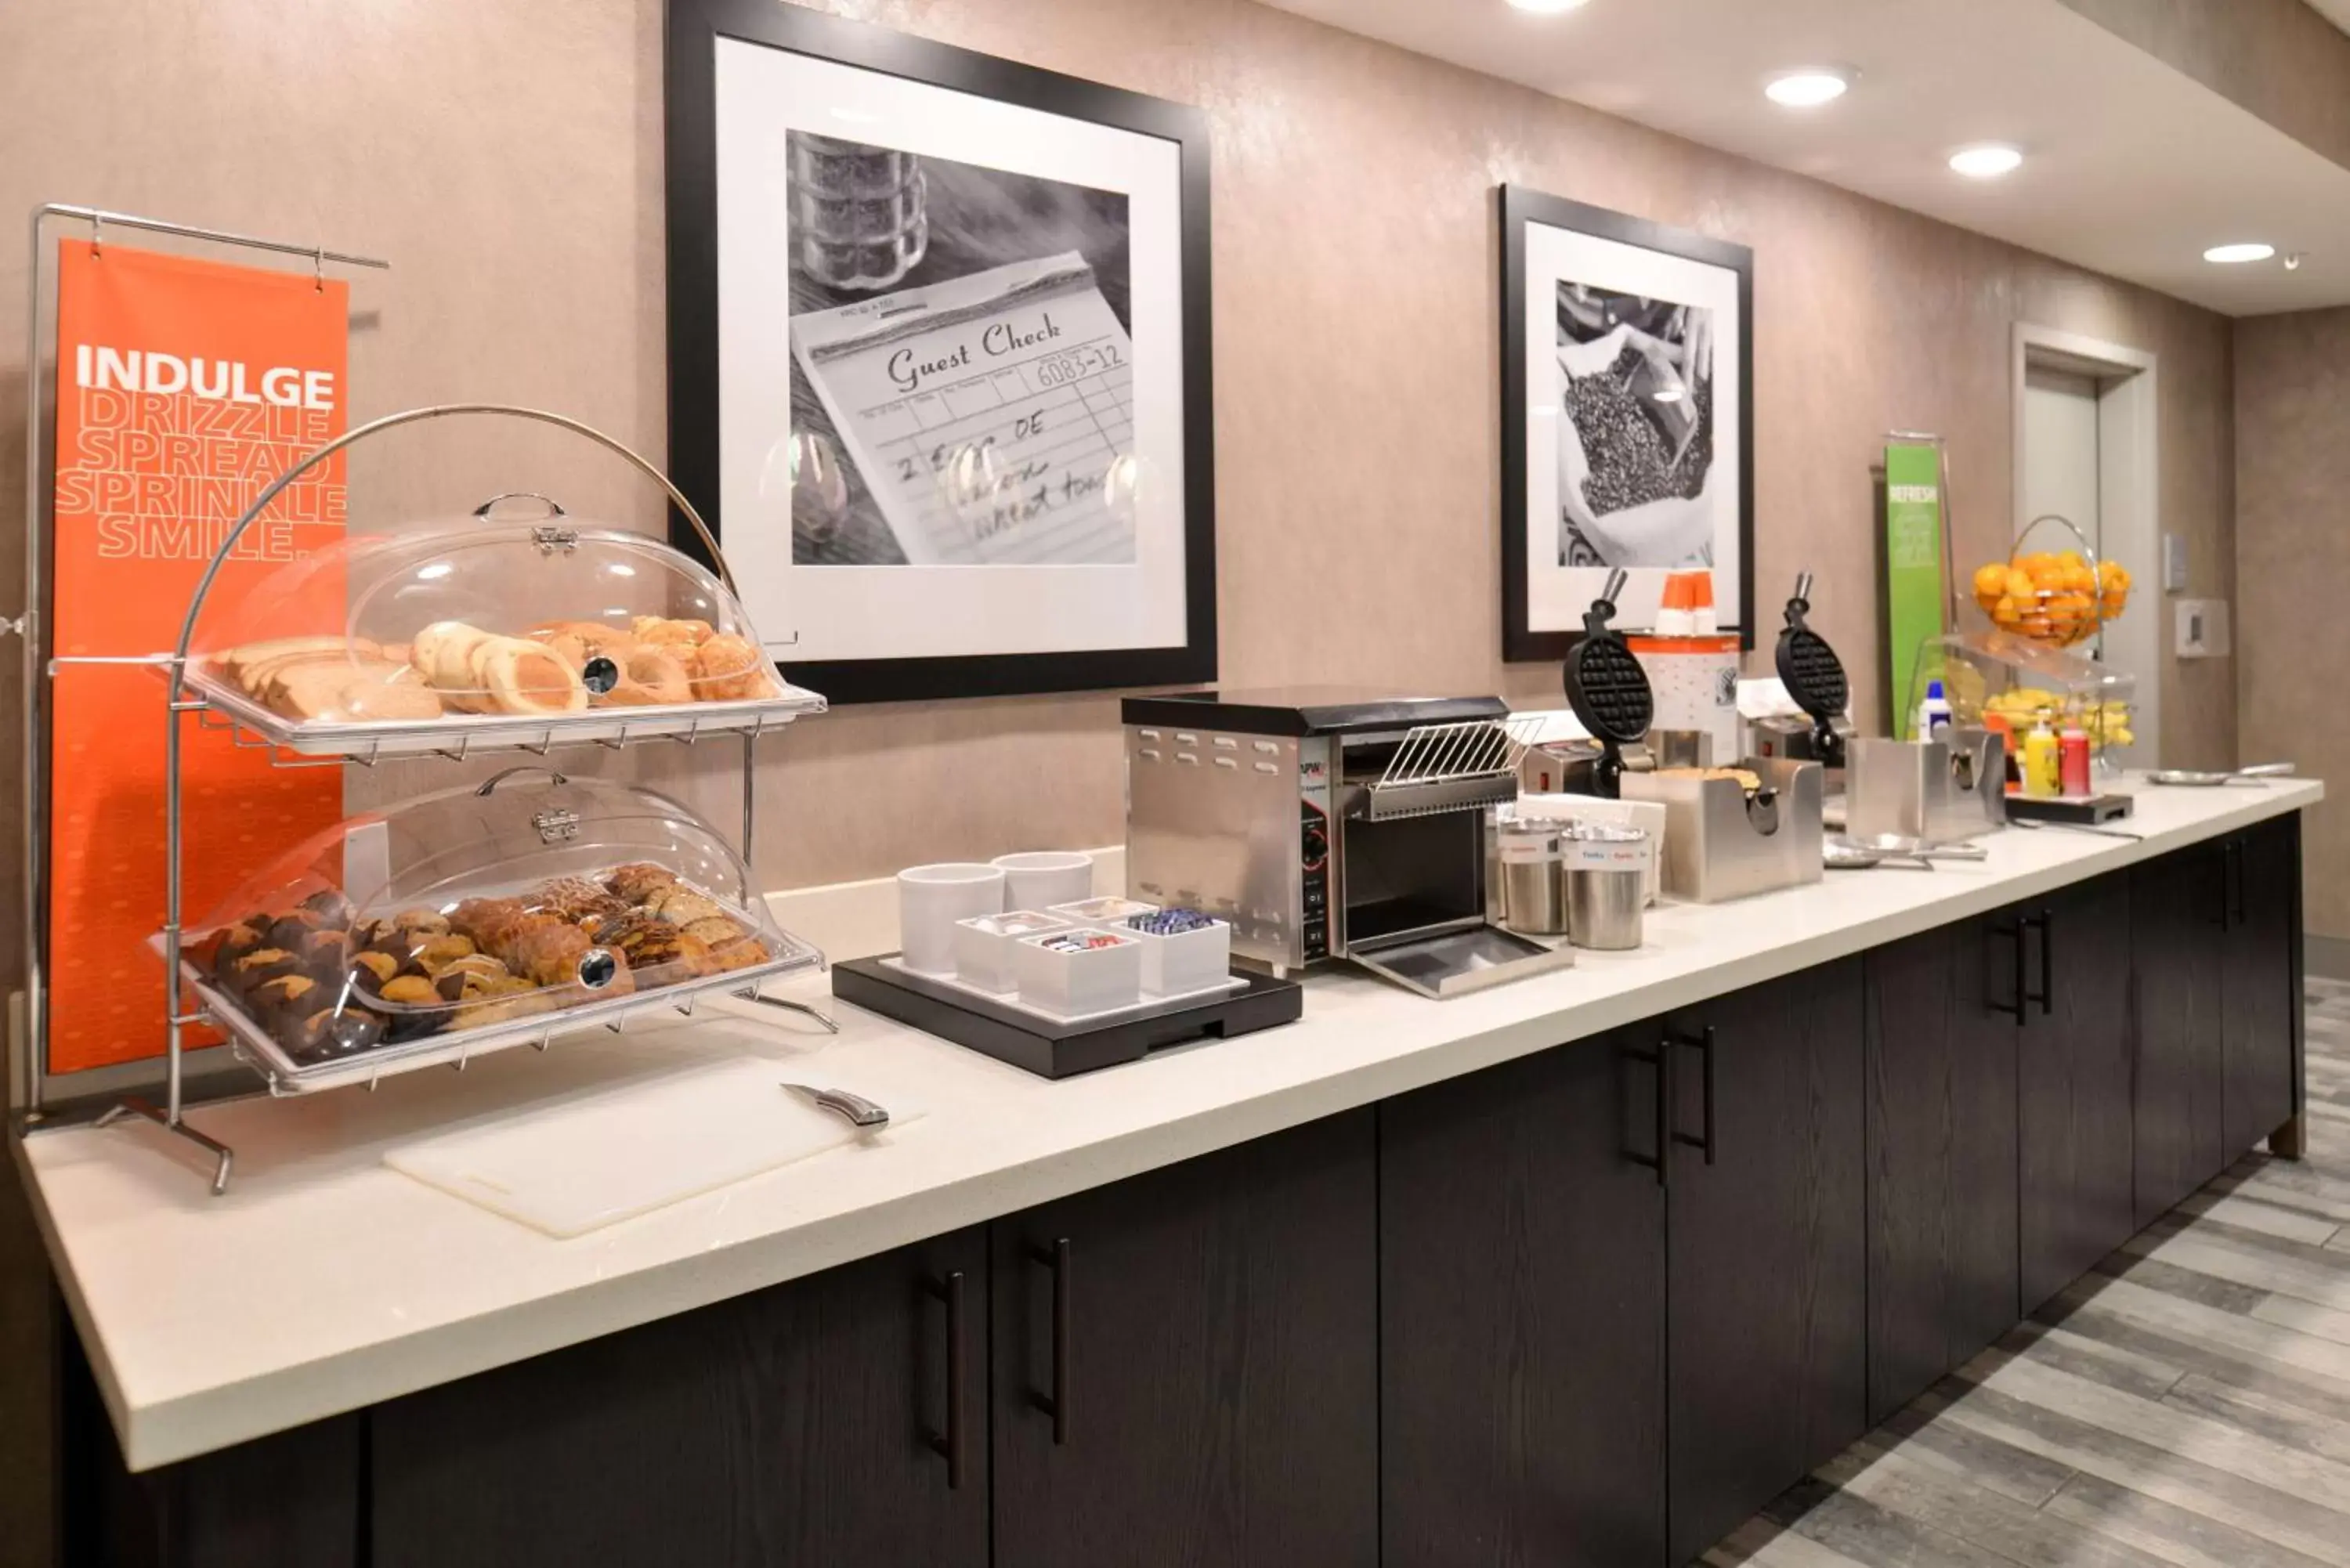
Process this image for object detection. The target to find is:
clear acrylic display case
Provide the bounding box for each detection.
[183,502,823,759]
[1911,629,2138,759]
[174,768,821,1094]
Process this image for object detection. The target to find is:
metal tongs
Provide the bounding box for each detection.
[1826,833,1990,871]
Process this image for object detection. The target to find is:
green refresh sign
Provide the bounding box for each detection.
[1884,442,1947,739]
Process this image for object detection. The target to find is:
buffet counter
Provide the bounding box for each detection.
[20,775,2323,1471]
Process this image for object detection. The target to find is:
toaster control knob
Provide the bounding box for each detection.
[1300,823,1329,869]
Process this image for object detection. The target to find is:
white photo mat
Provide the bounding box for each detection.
[713,39,1190,664]
[1520,222,1745,637]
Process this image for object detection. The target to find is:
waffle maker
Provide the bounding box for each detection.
[1562,569,1655,798]
[1773,572,1851,771]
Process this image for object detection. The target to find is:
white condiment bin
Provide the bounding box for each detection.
[1014,928,1144,1013]
[1048,895,1159,925]
[1119,916,1232,996]
[953,910,1072,994]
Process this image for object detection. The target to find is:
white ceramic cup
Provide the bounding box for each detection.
[991,851,1094,912]
[897,863,1006,974]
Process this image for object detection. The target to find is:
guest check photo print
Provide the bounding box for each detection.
[667,0,1216,703]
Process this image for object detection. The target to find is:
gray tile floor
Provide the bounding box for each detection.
[1712,977,2350,1568]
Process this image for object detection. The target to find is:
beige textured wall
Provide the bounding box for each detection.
[2058,0,2350,172]
[0,0,2242,950]
[2236,306,2350,940]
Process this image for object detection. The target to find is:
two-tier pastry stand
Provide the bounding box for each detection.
[105,404,828,1193]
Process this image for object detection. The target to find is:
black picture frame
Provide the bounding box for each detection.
[665,0,1217,704]
[1499,184,1755,661]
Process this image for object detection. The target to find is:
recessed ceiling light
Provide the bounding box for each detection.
[2204,242,2276,264]
[1948,143,2025,179]
[1765,67,1854,107]
[1506,0,1590,13]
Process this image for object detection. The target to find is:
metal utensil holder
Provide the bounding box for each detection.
[1622,757,1825,904]
[62,404,827,1194]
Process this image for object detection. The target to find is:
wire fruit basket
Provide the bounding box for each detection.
[1969,513,2132,651]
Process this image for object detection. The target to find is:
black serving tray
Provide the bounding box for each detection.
[831,958,1303,1079]
[2007,792,2135,825]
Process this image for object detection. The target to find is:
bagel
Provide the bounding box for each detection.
[527,620,635,665]
[475,636,588,715]
[414,620,495,711]
[631,616,714,651]
[595,646,693,707]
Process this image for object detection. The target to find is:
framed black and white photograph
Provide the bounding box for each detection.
[667,0,1214,703]
[1500,185,1753,660]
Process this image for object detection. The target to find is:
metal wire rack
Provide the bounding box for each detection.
[77,403,828,1194]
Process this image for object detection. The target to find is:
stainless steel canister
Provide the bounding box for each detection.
[1562,822,1650,950]
[1497,819,1567,936]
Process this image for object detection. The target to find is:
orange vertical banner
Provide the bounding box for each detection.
[47,242,350,1074]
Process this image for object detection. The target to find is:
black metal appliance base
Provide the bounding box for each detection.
[2007,792,2135,825]
[831,959,1303,1080]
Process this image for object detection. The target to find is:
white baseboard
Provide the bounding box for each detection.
[762,847,1127,963]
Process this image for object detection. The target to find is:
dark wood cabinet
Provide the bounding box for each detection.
[1665,959,1868,1566]
[990,1110,1378,1568]
[60,1322,362,1568]
[369,1228,989,1568]
[1379,1026,1668,1568]
[2018,870,2138,1311]
[1862,916,2021,1425]
[2224,815,2301,1158]
[2132,845,2229,1226]
[56,822,2306,1568]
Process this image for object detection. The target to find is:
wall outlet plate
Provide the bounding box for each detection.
[2175,598,2230,659]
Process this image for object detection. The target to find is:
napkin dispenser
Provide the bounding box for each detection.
[1845,729,2008,843]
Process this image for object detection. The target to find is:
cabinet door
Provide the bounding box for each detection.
[2133,845,2228,1226]
[1380,1028,1668,1568]
[1667,960,1867,1566]
[991,1111,1377,1568]
[1864,916,2020,1426]
[371,1228,989,1568]
[2019,870,2138,1311]
[2225,815,2301,1156]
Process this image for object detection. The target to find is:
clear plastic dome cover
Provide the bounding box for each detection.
[190,512,785,728]
[1914,629,2138,755]
[182,769,794,1072]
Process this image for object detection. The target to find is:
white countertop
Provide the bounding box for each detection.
[21,776,2323,1471]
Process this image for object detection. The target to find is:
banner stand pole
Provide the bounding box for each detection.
[9,205,389,1126]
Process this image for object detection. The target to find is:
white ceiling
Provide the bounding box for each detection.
[1261,0,2350,316]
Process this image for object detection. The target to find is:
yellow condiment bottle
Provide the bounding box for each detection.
[2022,717,2062,798]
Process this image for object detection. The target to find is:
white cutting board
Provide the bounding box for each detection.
[385,1057,919,1238]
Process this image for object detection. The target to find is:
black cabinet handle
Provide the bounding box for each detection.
[925,1271,966,1488]
[1670,1025,1718,1165]
[2033,908,2055,1017]
[1993,919,2028,1023]
[1029,1239,1071,1444]
[1624,1039,1672,1188]
[2227,839,2248,928]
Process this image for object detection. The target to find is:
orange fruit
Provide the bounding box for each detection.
[1973,563,2010,598]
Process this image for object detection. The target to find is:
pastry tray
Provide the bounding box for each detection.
[180,930,826,1095]
[181,665,829,762]
[832,956,1303,1079]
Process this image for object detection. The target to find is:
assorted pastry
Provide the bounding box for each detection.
[193,864,774,1068]
[205,614,779,723]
